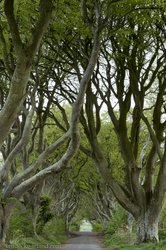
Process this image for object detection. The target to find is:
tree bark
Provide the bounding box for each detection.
[0,0,53,148]
[0,23,102,242]
[80,92,163,243]
[136,211,159,243]
[0,203,15,243]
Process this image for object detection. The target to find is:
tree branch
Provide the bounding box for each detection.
[141,114,162,161]
[0,89,36,182]
[27,0,53,56]
[4,0,23,54]
[0,24,13,76]
[5,27,101,198]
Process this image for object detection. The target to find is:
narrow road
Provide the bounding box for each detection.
[53,232,109,250]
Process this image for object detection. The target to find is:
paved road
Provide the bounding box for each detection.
[51,232,109,250]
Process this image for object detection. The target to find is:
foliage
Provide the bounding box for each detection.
[69,221,80,232]
[51,0,89,40]
[14,0,39,42]
[0,0,165,245]
[105,240,166,250]
[98,121,124,182]
[8,201,66,248]
[37,195,53,233]
[159,229,166,241]
[6,235,60,249]
[105,204,127,235]
[92,221,103,232]
[159,201,166,240]
[9,203,34,238]
[104,229,135,247]
[159,200,166,228]
[42,218,68,243]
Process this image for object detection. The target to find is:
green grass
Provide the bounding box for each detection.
[117,240,166,250]
[104,234,166,250]
[3,235,62,250]
[104,229,166,250]
[3,218,69,250]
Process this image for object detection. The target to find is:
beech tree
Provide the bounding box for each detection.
[0,0,107,242]
[0,0,165,244]
[44,4,166,243]
[82,11,166,243]
[0,0,53,148]
[0,0,54,241]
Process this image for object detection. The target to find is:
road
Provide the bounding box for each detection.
[50,232,109,250]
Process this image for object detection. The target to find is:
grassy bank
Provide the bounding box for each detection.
[110,240,166,250]
[3,235,62,250]
[2,217,68,250]
[104,228,166,250]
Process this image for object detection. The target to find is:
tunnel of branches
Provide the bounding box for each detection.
[0,0,166,244]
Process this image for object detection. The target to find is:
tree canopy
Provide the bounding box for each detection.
[0,0,165,245]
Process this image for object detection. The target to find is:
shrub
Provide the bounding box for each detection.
[159,229,166,240]
[42,218,68,243]
[105,227,135,247]
[9,202,33,239]
[37,195,53,234]
[92,222,103,232]
[69,222,80,231]
[105,205,127,236]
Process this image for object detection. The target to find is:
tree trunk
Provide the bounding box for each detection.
[127,213,133,242]
[0,203,14,243]
[102,218,108,231]
[136,211,159,243]
[32,215,39,238]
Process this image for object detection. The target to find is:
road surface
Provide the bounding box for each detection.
[51,232,109,250]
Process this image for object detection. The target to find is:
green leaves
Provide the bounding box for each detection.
[14,0,39,43]
[51,0,89,41]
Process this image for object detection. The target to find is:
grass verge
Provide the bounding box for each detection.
[104,230,166,250]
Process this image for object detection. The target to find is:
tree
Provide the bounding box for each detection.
[0,0,53,147]
[0,0,165,244]
[46,3,166,242]
[81,9,166,243]
[0,0,104,242]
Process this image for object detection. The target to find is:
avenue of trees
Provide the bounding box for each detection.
[0,0,165,245]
